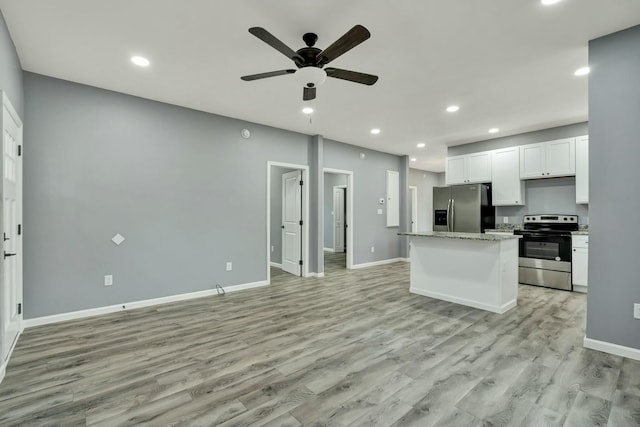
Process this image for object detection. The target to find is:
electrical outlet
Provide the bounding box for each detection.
[634,303,640,319]
[271,246,274,253]
[503,216,509,224]
[371,246,375,253]
[226,262,232,271]
[104,275,113,286]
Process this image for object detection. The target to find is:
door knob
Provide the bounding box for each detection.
[281,225,285,229]
[4,252,16,258]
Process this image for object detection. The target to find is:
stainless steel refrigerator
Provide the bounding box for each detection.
[433,184,495,233]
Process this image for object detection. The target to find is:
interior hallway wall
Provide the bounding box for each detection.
[324,139,404,265]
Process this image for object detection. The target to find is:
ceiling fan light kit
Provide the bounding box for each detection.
[241,25,378,101]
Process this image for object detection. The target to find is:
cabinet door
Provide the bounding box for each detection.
[466,152,492,183]
[572,247,588,286]
[520,143,546,179]
[546,138,576,177]
[575,136,589,204]
[492,147,525,206]
[446,156,467,185]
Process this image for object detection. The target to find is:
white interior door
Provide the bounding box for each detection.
[2,94,22,363]
[281,170,302,276]
[409,186,418,232]
[333,187,345,252]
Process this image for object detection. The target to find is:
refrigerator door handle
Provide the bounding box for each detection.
[451,199,455,232]
[447,199,452,232]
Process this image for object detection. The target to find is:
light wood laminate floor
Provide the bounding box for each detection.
[1,261,639,426]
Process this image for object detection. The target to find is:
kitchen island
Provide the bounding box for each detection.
[399,232,521,314]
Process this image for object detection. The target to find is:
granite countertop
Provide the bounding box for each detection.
[484,229,514,233]
[398,231,522,241]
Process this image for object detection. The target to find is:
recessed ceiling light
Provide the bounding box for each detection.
[574,66,590,76]
[371,128,381,135]
[488,128,500,134]
[417,142,426,148]
[302,107,314,114]
[131,56,150,67]
[541,0,562,5]
[410,158,417,162]
[446,105,460,113]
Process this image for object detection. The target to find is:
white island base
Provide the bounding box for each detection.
[404,232,520,314]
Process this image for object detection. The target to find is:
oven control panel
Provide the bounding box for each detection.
[523,215,578,224]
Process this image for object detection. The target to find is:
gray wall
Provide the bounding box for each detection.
[24,72,312,318]
[323,173,347,250]
[448,122,588,156]
[496,177,589,225]
[0,12,23,118]
[23,73,406,318]
[587,24,640,350]
[409,169,445,232]
[269,166,297,265]
[324,139,404,265]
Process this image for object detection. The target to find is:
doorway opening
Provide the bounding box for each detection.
[266,162,309,284]
[323,168,353,274]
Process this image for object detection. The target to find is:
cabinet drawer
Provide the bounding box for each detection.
[572,235,589,248]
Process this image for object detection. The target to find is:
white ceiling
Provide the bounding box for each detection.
[1,1,639,172]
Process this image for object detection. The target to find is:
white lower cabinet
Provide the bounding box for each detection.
[572,235,588,292]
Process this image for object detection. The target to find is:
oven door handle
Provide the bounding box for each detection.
[520,233,570,239]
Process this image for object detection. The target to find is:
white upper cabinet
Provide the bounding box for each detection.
[520,138,575,179]
[491,147,525,206]
[575,135,589,204]
[446,152,491,185]
[445,156,467,185]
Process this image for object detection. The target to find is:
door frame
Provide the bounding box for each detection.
[267,161,309,284]
[409,186,418,232]
[323,168,353,270]
[332,185,347,253]
[0,91,23,384]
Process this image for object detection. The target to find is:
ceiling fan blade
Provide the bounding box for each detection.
[303,87,316,101]
[317,25,371,66]
[248,27,305,64]
[325,68,378,85]
[241,69,296,81]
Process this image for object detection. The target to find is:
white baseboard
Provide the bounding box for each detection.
[0,362,5,385]
[351,257,407,269]
[323,248,335,253]
[24,280,269,328]
[573,285,588,293]
[400,257,410,262]
[583,337,640,361]
[269,262,282,268]
[410,287,517,314]
[307,272,325,278]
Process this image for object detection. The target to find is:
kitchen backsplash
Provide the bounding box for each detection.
[495,177,588,225]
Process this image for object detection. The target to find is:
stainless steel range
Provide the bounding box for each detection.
[514,215,578,291]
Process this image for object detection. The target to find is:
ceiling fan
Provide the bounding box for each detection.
[241,25,378,101]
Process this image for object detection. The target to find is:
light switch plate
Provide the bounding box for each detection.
[104,275,113,286]
[226,262,232,271]
[112,233,125,245]
[377,209,383,215]
[634,303,640,319]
